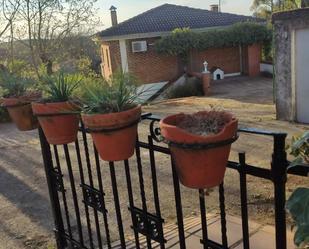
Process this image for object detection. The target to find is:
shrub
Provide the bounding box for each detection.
[286,132,309,248]
[0,72,33,98]
[155,22,272,63]
[165,76,203,99]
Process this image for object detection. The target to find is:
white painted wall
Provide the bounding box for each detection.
[295,28,309,123]
[119,40,128,72]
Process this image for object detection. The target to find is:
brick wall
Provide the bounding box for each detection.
[101,38,261,83]
[189,47,241,74]
[126,38,180,84]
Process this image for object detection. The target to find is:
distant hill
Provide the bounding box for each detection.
[0,36,100,63]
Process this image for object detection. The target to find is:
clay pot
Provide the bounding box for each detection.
[32,101,80,145]
[2,98,38,131]
[82,105,141,161]
[160,112,238,189]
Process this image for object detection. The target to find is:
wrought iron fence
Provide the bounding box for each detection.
[38,113,308,249]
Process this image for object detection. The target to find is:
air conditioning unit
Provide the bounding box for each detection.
[132,41,147,53]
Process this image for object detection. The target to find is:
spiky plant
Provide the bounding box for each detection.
[82,72,141,114]
[41,71,82,102]
[0,71,32,98]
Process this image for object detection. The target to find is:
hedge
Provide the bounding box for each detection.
[155,22,272,62]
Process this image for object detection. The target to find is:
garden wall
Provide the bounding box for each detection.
[101,39,261,84]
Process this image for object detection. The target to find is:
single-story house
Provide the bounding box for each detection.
[98,4,263,84]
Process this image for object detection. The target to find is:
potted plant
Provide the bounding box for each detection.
[32,72,81,145]
[0,72,39,131]
[81,72,141,161]
[160,107,238,189]
[286,131,309,248]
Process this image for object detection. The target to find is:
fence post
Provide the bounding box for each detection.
[38,128,66,249]
[271,133,288,249]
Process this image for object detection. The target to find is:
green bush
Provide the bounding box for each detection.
[165,76,203,99]
[286,132,309,248]
[155,22,272,63]
[0,72,33,98]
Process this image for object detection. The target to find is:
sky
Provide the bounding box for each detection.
[96,0,254,30]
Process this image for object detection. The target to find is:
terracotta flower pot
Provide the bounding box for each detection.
[32,101,80,145]
[2,98,38,131]
[160,112,238,189]
[82,105,141,162]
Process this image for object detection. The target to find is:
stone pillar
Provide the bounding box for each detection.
[272,8,309,121]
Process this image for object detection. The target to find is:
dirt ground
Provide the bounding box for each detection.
[0,76,308,249]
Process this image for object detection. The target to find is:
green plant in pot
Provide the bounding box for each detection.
[81,72,141,162]
[0,72,40,131]
[160,107,238,189]
[286,132,309,248]
[32,72,81,145]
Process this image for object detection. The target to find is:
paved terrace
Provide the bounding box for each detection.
[113,215,295,248]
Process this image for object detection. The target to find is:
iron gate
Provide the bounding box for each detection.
[38,113,308,249]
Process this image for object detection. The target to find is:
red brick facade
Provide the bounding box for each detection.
[189,47,241,74]
[101,38,261,83]
[126,38,179,84]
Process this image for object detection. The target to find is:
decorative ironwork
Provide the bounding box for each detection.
[51,170,65,192]
[81,184,107,213]
[61,234,87,249]
[68,239,84,249]
[130,206,166,243]
[37,113,309,249]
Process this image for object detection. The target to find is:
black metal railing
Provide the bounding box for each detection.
[38,113,308,249]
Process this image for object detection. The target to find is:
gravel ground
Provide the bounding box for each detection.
[0,76,308,249]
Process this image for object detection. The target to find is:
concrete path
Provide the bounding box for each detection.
[113,215,295,249]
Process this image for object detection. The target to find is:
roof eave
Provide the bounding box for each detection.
[99,25,230,42]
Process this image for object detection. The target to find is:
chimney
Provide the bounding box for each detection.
[110,5,118,26]
[210,4,219,12]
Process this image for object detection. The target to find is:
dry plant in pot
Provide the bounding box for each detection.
[0,72,40,131]
[32,72,81,145]
[81,72,142,162]
[160,107,238,189]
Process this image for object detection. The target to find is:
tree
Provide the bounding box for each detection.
[15,0,99,76]
[250,0,273,19]
[251,0,302,20]
[0,0,20,39]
